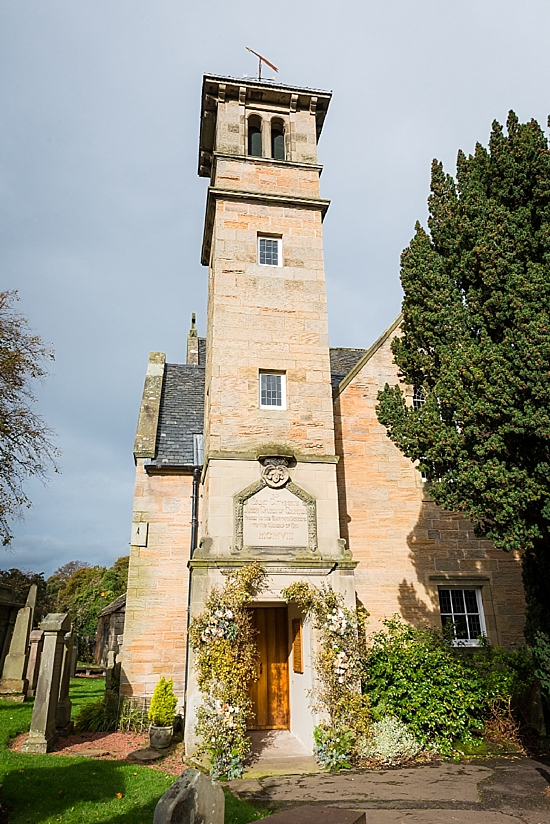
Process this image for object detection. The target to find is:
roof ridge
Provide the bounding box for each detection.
[332,314,402,399]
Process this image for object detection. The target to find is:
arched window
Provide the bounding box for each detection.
[247,116,262,157]
[271,119,285,160]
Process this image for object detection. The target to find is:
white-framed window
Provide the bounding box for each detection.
[259,371,286,409]
[438,587,486,646]
[258,236,282,267]
[413,386,425,409]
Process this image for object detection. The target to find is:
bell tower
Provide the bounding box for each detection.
[185,74,356,750]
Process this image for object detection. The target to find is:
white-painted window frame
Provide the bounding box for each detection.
[258,236,282,267]
[259,371,286,410]
[438,586,487,647]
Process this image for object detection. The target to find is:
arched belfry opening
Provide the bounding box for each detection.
[271,118,285,160]
[247,114,263,157]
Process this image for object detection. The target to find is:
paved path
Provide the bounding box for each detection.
[229,757,550,823]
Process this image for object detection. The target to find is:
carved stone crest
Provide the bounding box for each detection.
[261,457,289,489]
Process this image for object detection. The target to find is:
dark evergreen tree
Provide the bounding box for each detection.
[377,113,550,688]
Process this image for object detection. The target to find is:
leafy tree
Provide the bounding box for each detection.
[0,291,58,546]
[46,556,129,660]
[0,568,54,621]
[46,560,90,606]
[377,113,550,670]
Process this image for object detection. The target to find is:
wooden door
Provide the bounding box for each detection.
[248,607,289,729]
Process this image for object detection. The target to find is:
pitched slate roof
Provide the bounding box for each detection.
[149,364,205,468]
[329,348,367,390]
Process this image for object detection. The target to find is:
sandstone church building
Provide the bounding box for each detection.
[121,74,526,752]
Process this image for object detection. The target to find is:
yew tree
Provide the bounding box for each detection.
[377,113,550,652]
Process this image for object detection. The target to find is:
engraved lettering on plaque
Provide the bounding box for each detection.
[243,486,308,548]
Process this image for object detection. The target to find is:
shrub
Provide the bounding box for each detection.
[74,690,119,732]
[362,617,533,755]
[356,717,421,765]
[148,677,177,727]
[314,723,354,770]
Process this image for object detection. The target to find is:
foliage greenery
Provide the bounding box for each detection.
[361,617,534,755]
[282,581,371,769]
[375,112,550,671]
[0,290,58,547]
[188,562,266,780]
[74,689,119,733]
[355,716,421,765]
[148,677,178,727]
[47,556,129,659]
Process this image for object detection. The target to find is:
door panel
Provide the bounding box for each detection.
[248,607,289,730]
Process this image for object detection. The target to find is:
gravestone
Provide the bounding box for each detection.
[153,769,224,824]
[0,584,37,701]
[25,629,44,697]
[22,613,71,753]
[56,629,74,734]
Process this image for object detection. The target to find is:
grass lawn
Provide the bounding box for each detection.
[0,678,267,824]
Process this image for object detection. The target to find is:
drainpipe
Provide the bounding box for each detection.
[183,435,204,729]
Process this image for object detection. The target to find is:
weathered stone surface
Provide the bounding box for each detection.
[126,748,163,763]
[153,769,224,824]
[22,613,71,754]
[26,629,44,697]
[56,630,73,732]
[0,584,37,699]
[253,808,365,824]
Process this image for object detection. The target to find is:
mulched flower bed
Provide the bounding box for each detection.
[10,730,188,776]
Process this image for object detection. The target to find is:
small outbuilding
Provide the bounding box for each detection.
[94,593,126,666]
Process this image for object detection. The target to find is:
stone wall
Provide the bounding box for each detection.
[333,329,526,647]
[120,462,194,698]
[204,190,334,459]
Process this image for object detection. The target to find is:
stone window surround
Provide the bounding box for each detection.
[245,111,289,160]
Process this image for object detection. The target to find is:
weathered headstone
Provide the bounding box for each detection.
[56,629,74,734]
[0,584,37,701]
[25,629,44,697]
[22,613,71,753]
[153,769,224,824]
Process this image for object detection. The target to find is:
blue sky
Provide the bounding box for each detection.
[1,0,549,575]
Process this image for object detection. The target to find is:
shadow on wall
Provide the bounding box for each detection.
[397,494,482,631]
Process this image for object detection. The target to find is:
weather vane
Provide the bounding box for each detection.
[246,47,278,81]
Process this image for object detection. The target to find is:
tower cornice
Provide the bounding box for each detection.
[201,186,331,266]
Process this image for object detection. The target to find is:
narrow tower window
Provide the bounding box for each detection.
[271,119,285,160]
[413,387,425,409]
[248,115,263,157]
[258,236,281,266]
[259,372,286,409]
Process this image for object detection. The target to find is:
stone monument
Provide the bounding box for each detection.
[0,584,37,701]
[22,613,71,753]
[25,629,44,697]
[153,769,224,824]
[56,629,74,734]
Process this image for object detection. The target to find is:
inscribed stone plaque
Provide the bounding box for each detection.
[243,486,308,547]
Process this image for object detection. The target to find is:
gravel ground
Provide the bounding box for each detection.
[10,730,188,775]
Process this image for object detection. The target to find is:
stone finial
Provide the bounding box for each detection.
[187,313,199,365]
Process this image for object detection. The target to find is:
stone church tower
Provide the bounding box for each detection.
[121,73,526,756]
